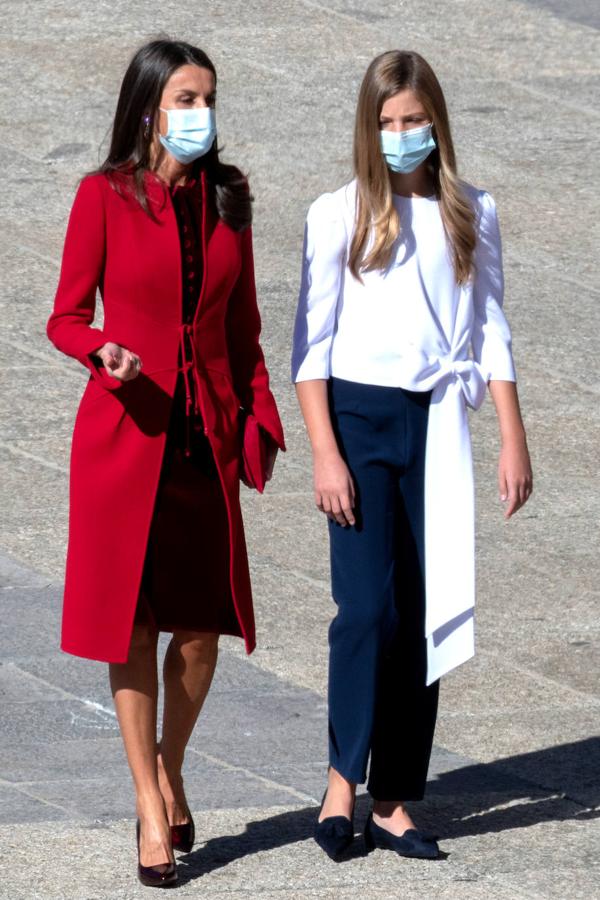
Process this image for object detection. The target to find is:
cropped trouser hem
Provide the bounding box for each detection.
[367,787,428,803]
[328,759,367,788]
[327,759,436,802]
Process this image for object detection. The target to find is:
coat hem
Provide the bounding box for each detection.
[62,628,255,663]
[61,641,128,665]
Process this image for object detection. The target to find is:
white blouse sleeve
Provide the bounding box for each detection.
[471,192,517,382]
[291,192,347,382]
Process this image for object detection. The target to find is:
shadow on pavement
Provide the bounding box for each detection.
[175,736,599,884]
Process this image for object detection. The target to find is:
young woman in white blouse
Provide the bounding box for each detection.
[292,50,532,860]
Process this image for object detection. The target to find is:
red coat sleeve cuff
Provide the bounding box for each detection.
[253,401,286,452]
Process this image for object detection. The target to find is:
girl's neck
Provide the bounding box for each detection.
[389,163,435,198]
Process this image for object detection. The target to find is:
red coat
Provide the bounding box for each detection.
[47,170,285,663]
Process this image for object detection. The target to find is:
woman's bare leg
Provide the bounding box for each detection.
[109,621,173,868]
[157,630,219,825]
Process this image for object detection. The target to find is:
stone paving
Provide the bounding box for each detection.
[1,0,599,898]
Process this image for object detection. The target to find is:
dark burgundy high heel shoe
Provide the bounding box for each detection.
[170,813,195,854]
[136,819,178,887]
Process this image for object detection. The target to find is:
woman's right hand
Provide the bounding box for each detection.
[93,342,142,381]
[314,449,356,527]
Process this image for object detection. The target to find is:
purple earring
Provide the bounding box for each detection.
[143,116,151,139]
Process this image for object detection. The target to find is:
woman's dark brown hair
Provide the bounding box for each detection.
[350,50,476,283]
[94,38,251,231]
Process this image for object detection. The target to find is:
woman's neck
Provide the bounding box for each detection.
[389,163,435,198]
[150,144,193,188]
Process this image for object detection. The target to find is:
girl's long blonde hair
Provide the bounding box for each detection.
[349,50,476,284]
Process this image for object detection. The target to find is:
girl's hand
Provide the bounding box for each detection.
[314,449,356,527]
[94,342,142,381]
[498,438,533,519]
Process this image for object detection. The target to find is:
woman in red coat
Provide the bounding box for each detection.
[47,39,284,887]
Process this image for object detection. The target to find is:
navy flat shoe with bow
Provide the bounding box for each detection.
[364,813,440,859]
[314,791,355,860]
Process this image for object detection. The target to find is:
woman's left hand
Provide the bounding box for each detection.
[498,438,533,519]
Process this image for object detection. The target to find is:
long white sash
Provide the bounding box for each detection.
[391,348,488,684]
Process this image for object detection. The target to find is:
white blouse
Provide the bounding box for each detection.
[292,180,517,683]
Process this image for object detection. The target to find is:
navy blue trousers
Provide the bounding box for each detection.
[327,377,440,801]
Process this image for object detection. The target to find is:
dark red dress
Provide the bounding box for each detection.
[135,180,241,637]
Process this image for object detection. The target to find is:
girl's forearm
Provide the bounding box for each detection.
[295,379,340,457]
[488,380,527,445]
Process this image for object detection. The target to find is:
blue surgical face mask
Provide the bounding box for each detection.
[380,123,436,174]
[158,106,217,164]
